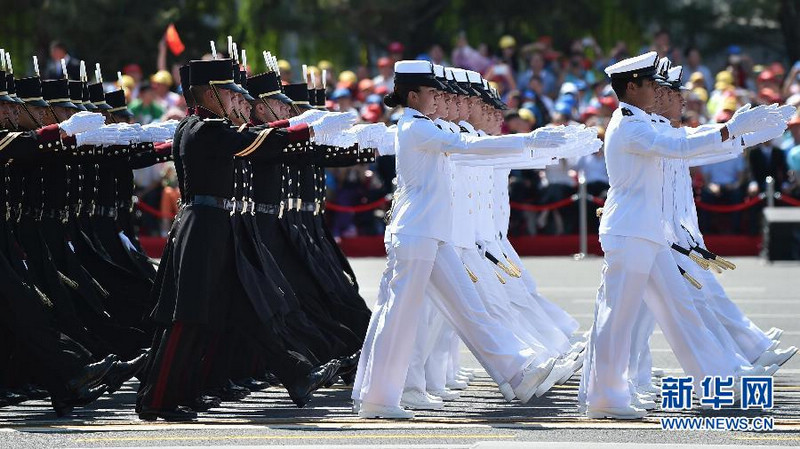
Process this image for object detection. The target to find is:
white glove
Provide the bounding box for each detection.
[775,104,798,123]
[313,130,358,148]
[288,109,326,127]
[526,126,567,149]
[76,126,120,146]
[725,105,769,137]
[141,121,178,142]
[353,123,387,148]
[311,111,358,136]
[740,122,788,148]
[376,126,397,156]
[116,127,141,145]
[58,111,105,136]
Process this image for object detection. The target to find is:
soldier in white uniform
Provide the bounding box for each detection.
[582,51,788,419]
[354,60,572,419]
[629,63,797,407]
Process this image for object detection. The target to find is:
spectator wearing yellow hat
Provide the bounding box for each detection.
[277,59,292,84]
[150,69,181,111]
[708,70,735,118]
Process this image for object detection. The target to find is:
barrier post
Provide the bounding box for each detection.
[575,170,587,260]
[766,176,775,208]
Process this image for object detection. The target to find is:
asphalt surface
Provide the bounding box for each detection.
[1,256,799,448]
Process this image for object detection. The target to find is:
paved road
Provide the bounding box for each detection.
[1,256,799,448]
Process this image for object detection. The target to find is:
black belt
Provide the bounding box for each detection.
[22,207,43,220]
[42,208,70,222]
[254,203,280,215]
[94,205,118,219]
[299,202,317,213]
[188,195,237,212]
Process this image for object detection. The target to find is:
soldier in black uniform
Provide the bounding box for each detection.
[281,83,372,341]
[138,58,342,422]
[0,64,145,416]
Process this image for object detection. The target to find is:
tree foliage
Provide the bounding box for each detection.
[0,0,796,77]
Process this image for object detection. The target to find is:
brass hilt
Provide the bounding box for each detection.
[714,256,736,270]
[504,255,523,277]
[682,271,703,290]
[494,270,507,284]
[595,207,603,217]
[497,261,521,278]
[464,264,478,283]
[688,251,711,271]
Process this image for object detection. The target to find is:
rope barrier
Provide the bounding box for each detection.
[324,197,389,213]
[509,194,578,212]
[776,193,800,207]
[135,200,176,219]
[694,194,765,213]
[135,191,800,219]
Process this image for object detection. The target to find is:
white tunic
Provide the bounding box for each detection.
[599,102,727,245]
[387,108,527,242]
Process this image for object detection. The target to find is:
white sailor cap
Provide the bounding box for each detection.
[393,60,444,89]
[604,51,659,81]
[451,68,469,83]
[466,70,482,85]
[667,66,689,91]
[451,68,479,96]
[433,64,458,94]
[655,57,672,87]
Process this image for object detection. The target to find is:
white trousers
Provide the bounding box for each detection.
[500,237,580,336]
[485,240,572,354]
[355,234,535,407]
[584,235,735,409]
[425,305,454,392]
[461,248,552,359]
[696,268,771,363]
[404,299,436,393]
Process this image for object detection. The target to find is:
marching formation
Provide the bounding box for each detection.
[579,52,797,419]
[0,38,796,423]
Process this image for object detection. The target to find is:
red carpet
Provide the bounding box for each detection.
[138,234,762,259]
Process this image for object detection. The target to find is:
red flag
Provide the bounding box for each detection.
[165,23,185,56]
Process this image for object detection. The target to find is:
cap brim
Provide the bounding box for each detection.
[265,92,293,105]
[0,94,16,104]
[84,102,98,111]
[457,82,479,96]
[418,78,445,90]
[292,102,314,110]
[72,102,87,111]
[214,82,241,92]
[23,98,50,108]
[112,109,134,118]
[50,100,79,109]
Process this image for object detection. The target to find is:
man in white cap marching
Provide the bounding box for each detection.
[582,51,789,419]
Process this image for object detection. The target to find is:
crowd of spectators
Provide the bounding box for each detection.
[49,30,800,238]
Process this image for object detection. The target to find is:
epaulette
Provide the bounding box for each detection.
[621,108,634,117]
[412,115,431,121]
[435,124,442,130]
[459,125,470,133]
